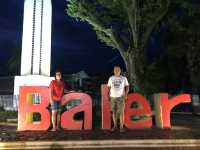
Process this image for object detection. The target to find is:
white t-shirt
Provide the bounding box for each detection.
[107,75,129,98]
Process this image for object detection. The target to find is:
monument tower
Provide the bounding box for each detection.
[21,0,52,76]
[14,0,54,109]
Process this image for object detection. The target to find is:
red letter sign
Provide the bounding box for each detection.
[101,85,111,129]
[124,93,153,129]
[101,85,153,129]
[61,93,92,130]
[154,93,191,128]
[18,86,51,131]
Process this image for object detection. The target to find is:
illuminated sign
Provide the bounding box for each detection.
[18,85,191,131]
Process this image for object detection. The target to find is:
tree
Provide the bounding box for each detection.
[143,1,200,94]
[165,1,200,93]
[66,0,170,93]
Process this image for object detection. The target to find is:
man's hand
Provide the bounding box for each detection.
[108,86,111,101]
[50,99,53,105]
[124,94,128,100]
[124,86,129,100]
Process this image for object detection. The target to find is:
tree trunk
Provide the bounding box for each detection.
[123,49,146,93]
[123,51,138,92]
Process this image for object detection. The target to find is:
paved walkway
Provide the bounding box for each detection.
[0,113,199,149]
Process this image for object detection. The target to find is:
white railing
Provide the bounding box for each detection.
[0,95,17,111]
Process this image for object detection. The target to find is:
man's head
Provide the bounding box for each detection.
[55,70,62,80]
[113,66,121,76]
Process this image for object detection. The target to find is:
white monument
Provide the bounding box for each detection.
[13,0,54,110]
[21,0,52,76]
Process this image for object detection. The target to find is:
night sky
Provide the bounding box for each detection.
[0,0,125,76]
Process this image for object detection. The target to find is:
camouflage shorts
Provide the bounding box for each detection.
[110,97,124,116]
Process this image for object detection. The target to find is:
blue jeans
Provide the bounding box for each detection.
[51,101,61,111]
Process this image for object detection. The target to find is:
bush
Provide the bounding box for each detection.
[0,111,17,122]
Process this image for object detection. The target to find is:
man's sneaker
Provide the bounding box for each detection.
[111,127,117,132]
[120,128,125,132]
[51,128,56,132]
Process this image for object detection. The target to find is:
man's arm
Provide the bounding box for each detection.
[124,86,129,99]
[108,86,111,99]
[107,77,111,99]
[49,82,53,104]
[50,91,53,104]
[124,77,129,99]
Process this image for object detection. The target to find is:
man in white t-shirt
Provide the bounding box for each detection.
[107,65,129,132]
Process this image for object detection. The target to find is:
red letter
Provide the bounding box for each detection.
[124,93,153,129]
[18,86,51,131]
[61,93,92,130]
[154,93,191,128]
[101,85,111,129]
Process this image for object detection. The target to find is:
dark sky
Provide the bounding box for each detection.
[0,0,125,76]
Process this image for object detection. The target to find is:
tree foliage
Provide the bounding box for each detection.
[66,0,171,93]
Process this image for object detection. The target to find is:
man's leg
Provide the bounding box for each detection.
[111,98,117,130]
[51,101,57,131]
[120,111,124,129]
[51,110,57,131]
[118,98,125,131]
[56,110,61,129]
[112,111,117,128]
